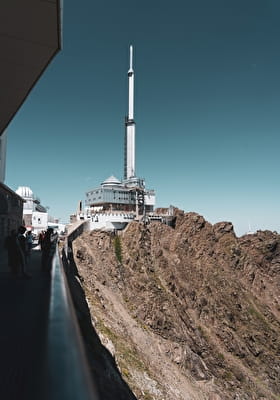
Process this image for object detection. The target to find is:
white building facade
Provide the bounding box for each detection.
[16,186,48,234]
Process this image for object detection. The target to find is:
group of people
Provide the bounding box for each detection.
[4,226,33,278]
[4,226,58,277]
[38,228,58,271]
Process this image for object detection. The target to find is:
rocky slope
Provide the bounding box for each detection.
[71,210,280,400]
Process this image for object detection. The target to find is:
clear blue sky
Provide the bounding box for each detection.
[6,0,280,236]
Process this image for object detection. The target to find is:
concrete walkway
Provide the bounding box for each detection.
[0,246,51,400]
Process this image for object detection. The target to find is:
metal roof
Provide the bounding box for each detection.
[101,175,122,186]
[0,0,61,136]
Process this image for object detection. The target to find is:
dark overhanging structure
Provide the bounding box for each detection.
[0,1,61,135]
[0,0,61,269]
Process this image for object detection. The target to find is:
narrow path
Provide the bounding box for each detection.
[0,247,51,400]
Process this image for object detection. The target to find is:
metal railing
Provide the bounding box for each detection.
[46,244,99,400]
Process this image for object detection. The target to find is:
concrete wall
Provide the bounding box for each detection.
[0,183,23,271]
[32,211,48,234]
[88,212,135,231]
[67,221,89,243]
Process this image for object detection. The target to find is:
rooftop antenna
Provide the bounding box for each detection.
[124,44,136,179]
[129,44,133,73]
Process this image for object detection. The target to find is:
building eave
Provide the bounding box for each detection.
[0,182,24,202]
[0,0,62,136]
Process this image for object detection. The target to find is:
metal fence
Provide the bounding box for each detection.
[46,242,99,400]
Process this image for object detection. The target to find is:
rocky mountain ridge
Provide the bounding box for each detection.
[70,209,280,400]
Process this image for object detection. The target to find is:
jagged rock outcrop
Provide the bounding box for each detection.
[70,209,280,400]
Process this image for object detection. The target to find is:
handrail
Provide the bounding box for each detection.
[46,244,99,400]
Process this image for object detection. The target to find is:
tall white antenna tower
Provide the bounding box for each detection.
[124,45,136,180]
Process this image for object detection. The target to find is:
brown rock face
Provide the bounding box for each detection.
[72,209,280,400]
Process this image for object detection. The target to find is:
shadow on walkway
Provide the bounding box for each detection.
[0,247,51,400]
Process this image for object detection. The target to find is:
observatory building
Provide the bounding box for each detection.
[85,46,155,230]
[15,186,48,234]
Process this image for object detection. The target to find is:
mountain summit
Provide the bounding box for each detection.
[69,209,280,400]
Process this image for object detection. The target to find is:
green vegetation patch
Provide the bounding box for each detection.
[95,319,146,373]
[217,352,225,361]
[94,318,158,398]
[114,236,123,263]
[247,304,270,329]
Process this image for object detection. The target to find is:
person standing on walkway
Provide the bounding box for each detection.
[26,230,33,258]
[41,227,56,272]
[17,226,31,278]
[4,230,20,276]
[38,230,45,250]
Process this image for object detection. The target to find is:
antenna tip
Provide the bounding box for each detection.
[129,45,133,70]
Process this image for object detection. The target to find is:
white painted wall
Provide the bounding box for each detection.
[48,222,66,234]
[89,212,135,231]
[32,211,48,234]
[145,193,156,206]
